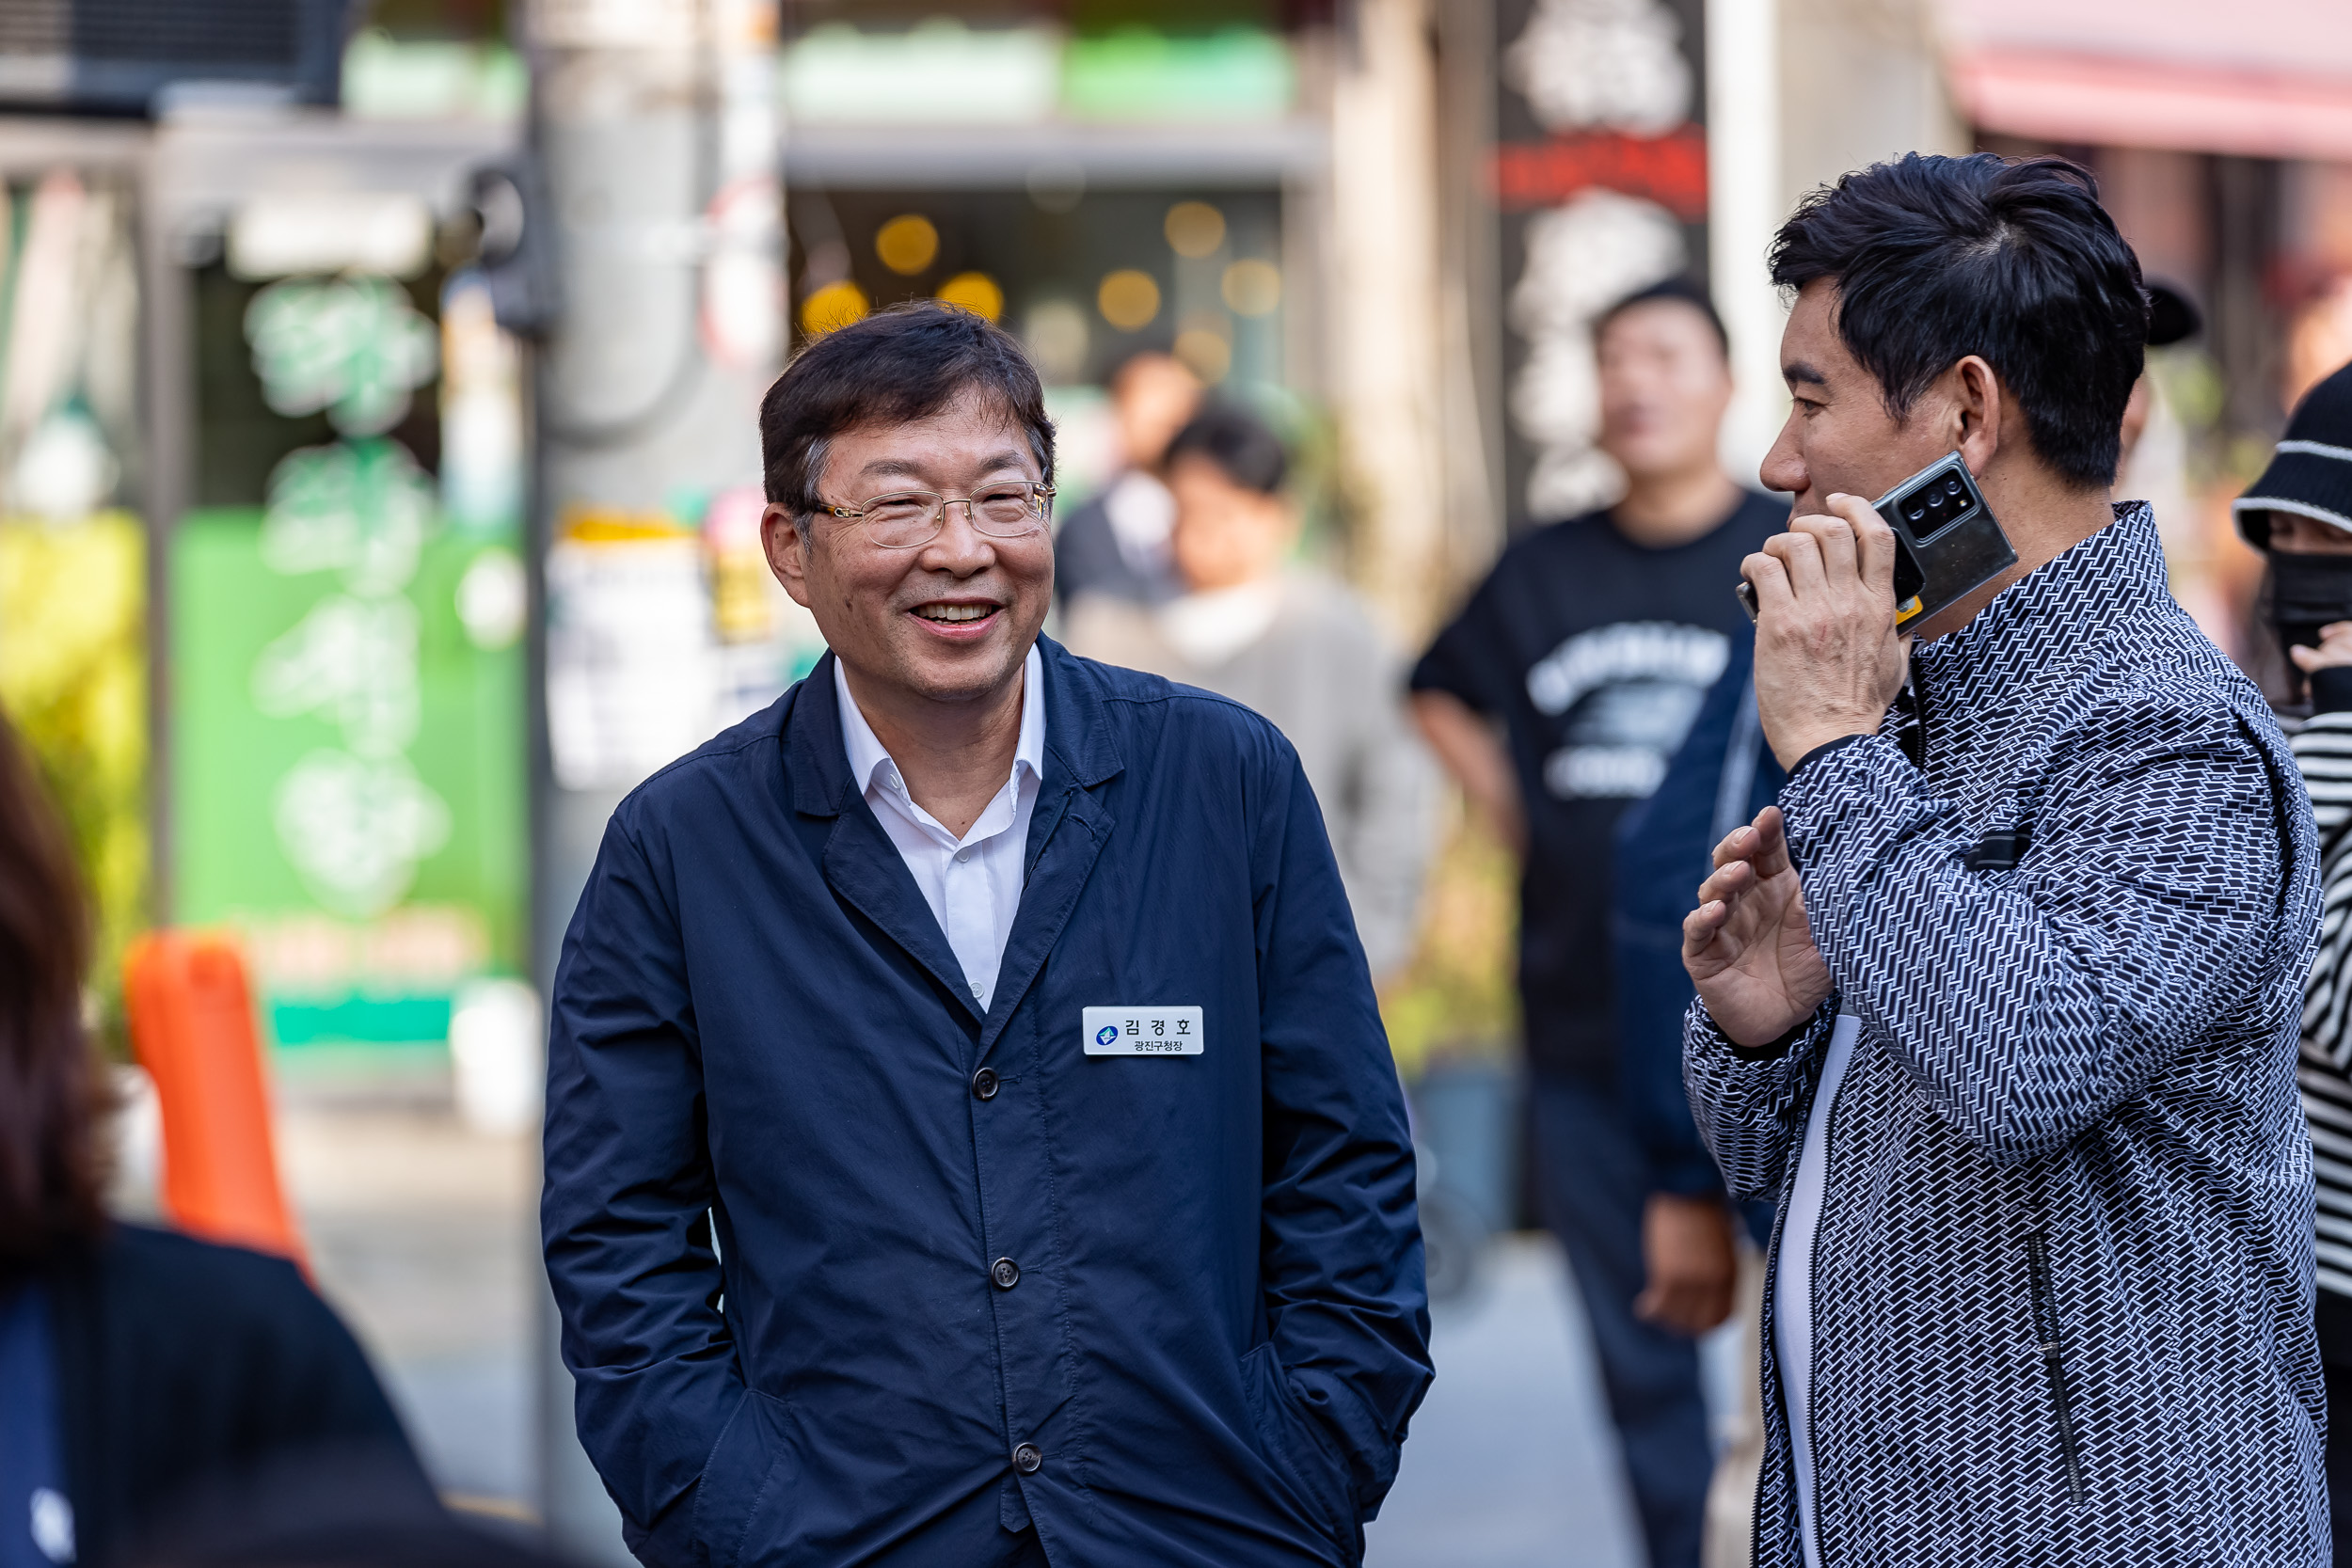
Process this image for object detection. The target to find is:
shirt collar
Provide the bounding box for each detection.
[834,642,1047,800]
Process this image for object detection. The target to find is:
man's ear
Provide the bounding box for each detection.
[761,503,815,608]
[1948,354,2004,477]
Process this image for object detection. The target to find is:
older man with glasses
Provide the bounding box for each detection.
[541,302,1431,1568]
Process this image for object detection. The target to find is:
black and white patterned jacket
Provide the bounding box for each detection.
[1685,505,2325,1565]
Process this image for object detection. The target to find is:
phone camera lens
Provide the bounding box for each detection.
[1908,506,1927,522]
[1945,478,1963,496]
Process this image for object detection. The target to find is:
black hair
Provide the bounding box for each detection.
[1164,404,1289,497]
[760,301,1056,516]
[1595,276,1729,359]
[1769,152,2148,489]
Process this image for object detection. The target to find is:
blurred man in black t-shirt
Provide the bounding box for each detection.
[1411,277,1778,1568]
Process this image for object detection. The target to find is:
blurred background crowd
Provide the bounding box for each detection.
[1,0,2348,1562]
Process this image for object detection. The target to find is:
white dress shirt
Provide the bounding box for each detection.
[834,646,1045,1012]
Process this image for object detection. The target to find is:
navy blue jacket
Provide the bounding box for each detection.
[543,638,1430,1568]
[1611,641,1782,1243]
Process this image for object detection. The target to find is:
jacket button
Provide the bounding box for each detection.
[971,1068,999,1101]
[992,1257,1021,1290]
[1012,1443,1042,1474]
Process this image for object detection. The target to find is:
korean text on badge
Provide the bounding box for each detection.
[1082,1006,1203,1056]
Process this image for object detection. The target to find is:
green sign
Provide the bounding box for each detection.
[171,505,525,1047]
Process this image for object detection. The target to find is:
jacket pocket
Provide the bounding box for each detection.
[2025,1231,2086,1506]
[1239,1342,1359,1560]
[691,1387,799,1568]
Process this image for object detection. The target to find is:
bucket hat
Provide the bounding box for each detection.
[2236,359,2352,549]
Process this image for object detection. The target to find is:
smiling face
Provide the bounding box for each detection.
[763,389,1053,715]
[1759,278,1961,515]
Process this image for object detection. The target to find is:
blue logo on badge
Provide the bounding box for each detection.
[1094,1025,1119,1047]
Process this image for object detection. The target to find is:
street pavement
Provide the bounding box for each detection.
[277,1102,1683,1565]
[1366,1234,1645,1568]
[278,1101,539,1514]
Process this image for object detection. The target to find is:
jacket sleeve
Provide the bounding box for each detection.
[542,810,738,1565]
[1249,734,1434,1520]
[1781,704,2298,1164]
[1683,998,1836,1201]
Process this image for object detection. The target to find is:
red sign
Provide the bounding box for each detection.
[1491,125,1708,220]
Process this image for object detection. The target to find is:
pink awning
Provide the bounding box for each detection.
[1939,0,2352,160]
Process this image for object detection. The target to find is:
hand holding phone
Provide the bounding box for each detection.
[1738,495,1913,771]
[1738,452,2015,632]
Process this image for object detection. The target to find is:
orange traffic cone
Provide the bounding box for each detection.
[122,931,307,1269]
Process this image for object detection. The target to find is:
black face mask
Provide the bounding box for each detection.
[2269,551,2352,650]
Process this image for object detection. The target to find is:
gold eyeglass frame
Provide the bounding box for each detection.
[820,483,1057,550]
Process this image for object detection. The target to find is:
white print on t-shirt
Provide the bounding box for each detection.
[1525,621,1728,800]
[30,1486,72,1563]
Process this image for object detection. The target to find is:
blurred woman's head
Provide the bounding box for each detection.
[0,712,106,1266]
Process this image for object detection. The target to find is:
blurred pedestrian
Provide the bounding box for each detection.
[543,303,1429,1568]
[131,1446,570,1568]
[1051,350,1200,610]
[1408,276,1777,1568]
[1065,404,1436,981]
[2231,357,2352,1563]
[1688,153,2321,1565]
[0,712,421,1568]
[2115,281,2201,470]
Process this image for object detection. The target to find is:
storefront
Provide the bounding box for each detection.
[776,8,1327,510]
[0,105,532,1080]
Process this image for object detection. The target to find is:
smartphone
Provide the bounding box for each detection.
[1736,452,2016,632]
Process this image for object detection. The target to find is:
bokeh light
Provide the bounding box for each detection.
[1164,200,1227,259]
[875,214,940,276]
[1174,324,1232,383]
[935,271,1006,322]
[800,280,870,337]
[1097,269,1162,331]
[1221,259,1281,317]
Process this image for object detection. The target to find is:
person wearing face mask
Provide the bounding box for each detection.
[2233,357,2352,1560]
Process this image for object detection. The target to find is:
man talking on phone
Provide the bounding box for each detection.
[1682,154,2324,1566]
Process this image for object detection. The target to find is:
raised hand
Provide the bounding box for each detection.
[1682,805,1832,1048]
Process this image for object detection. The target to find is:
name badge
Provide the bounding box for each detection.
[1083,1006,1203,1055]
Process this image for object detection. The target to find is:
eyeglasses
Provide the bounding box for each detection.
[821,482,1056,551]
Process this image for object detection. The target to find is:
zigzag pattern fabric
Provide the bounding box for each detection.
[1685,505,2325,1565]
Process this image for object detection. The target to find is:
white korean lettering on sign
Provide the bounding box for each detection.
[1082,1006,1203,1056]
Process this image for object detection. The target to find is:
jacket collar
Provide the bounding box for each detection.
[1911,501,2164,702]
[788,635,1120,818]
[1896,502,2170,786]
[787,636,1124,1039]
